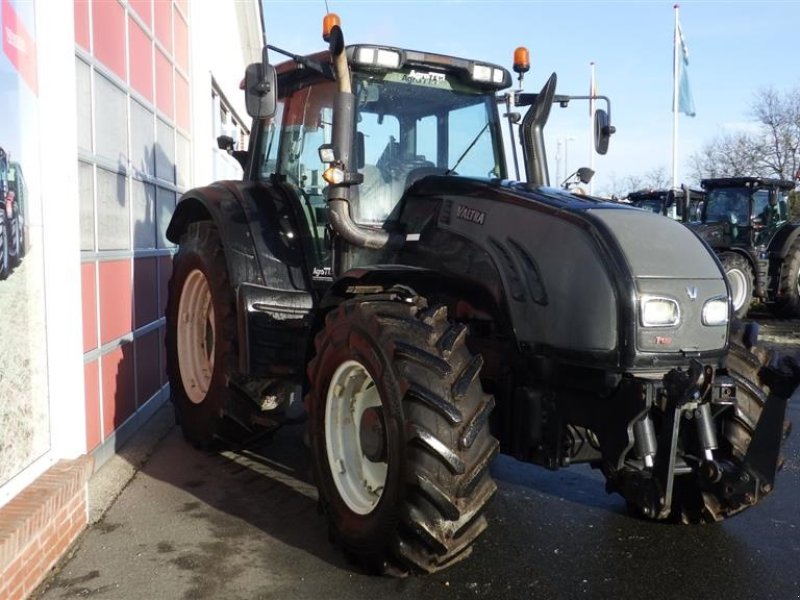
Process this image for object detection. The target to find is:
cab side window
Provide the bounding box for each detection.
[258,99,285,179]
[275,81,337,268]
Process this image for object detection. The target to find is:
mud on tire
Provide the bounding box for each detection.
[306,294,498,574]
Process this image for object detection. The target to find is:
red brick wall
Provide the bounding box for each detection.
[0,458,93,600]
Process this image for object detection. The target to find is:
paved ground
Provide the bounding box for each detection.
[32,321,800,600]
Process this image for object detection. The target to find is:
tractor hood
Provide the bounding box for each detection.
[402,175,729,370]
[411,175,724,280]
[685,221,728,249]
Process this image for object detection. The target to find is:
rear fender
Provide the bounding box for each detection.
[167,181,314,377]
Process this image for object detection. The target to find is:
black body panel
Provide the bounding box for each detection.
[339,176,728,374]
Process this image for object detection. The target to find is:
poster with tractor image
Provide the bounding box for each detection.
[0,0,50,493]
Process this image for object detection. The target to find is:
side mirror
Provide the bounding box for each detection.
[244,62,277,119]
[594,109,615,155]
[576,167,595,184]
[217,135,235,152]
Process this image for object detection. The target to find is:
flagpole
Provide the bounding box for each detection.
[589,61,596,194]
[672,4,680,190]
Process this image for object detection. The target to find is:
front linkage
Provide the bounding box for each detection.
[606,327,799,522]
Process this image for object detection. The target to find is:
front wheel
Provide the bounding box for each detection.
[719,252,753,319]
[165,221,239,448]
[306,294,498,574]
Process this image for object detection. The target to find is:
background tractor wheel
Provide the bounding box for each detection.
[165,221,242,448]
[8,214,21,267]
[719,252,753,319]
[0,212,8,280]
[771,238,800,318]
[306,294,498,574]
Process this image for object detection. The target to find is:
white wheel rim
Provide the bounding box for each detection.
[177,269,215,404]
[726,268,748,311]
[325,360,388,515]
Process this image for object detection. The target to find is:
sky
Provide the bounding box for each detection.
[261,0,799,196]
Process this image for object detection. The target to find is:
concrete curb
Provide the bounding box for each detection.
[87,402,176,524]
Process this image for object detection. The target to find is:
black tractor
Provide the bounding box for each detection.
[687,177,799,319]
[0,148,25,280]
[627,186,704,222]
[164,18,799,575]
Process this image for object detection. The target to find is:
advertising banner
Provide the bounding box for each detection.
[0,0,49,490]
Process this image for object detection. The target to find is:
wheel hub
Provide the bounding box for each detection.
[359,406,387,463]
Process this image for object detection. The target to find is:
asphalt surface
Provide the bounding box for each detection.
[33,331,800,600]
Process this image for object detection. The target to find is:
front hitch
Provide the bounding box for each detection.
[620,361,738,519]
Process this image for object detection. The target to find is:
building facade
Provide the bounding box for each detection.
[0,1,262,598]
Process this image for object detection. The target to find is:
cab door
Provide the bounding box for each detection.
[266,79,337,286]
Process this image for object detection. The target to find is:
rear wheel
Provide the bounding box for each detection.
[719,252,753,319]
[166,221,240,448]
[772,238,800,318]
[306,294,498,574]
[0,212,9,280]
[8,214,21,266]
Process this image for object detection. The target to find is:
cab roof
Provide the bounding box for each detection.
[701,177,796,191]
[273,44,511,91]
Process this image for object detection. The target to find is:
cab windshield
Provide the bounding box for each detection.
[351,69,505,224]
[704,187,788,225]
[631,198,666,214]
[704,187,751,224]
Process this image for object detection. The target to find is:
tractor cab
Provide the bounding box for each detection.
[252,40,511,278]
[700,177,793,247]
[627,187,704,222]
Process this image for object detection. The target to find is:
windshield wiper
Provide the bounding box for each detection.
[446,122,490,175]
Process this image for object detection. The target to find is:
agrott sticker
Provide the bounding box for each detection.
[456,204,486,226]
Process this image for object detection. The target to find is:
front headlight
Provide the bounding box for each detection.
[640,296,680,327]
[702,297,729,326]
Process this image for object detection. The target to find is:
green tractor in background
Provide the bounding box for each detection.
[688,177,799,319]
[627,186,704,222]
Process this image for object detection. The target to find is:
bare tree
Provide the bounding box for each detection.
[600,167,672,198]
[643,166,671,189]
[690,86,800,183]
[751,87,800,180]
[688,131,767,183]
